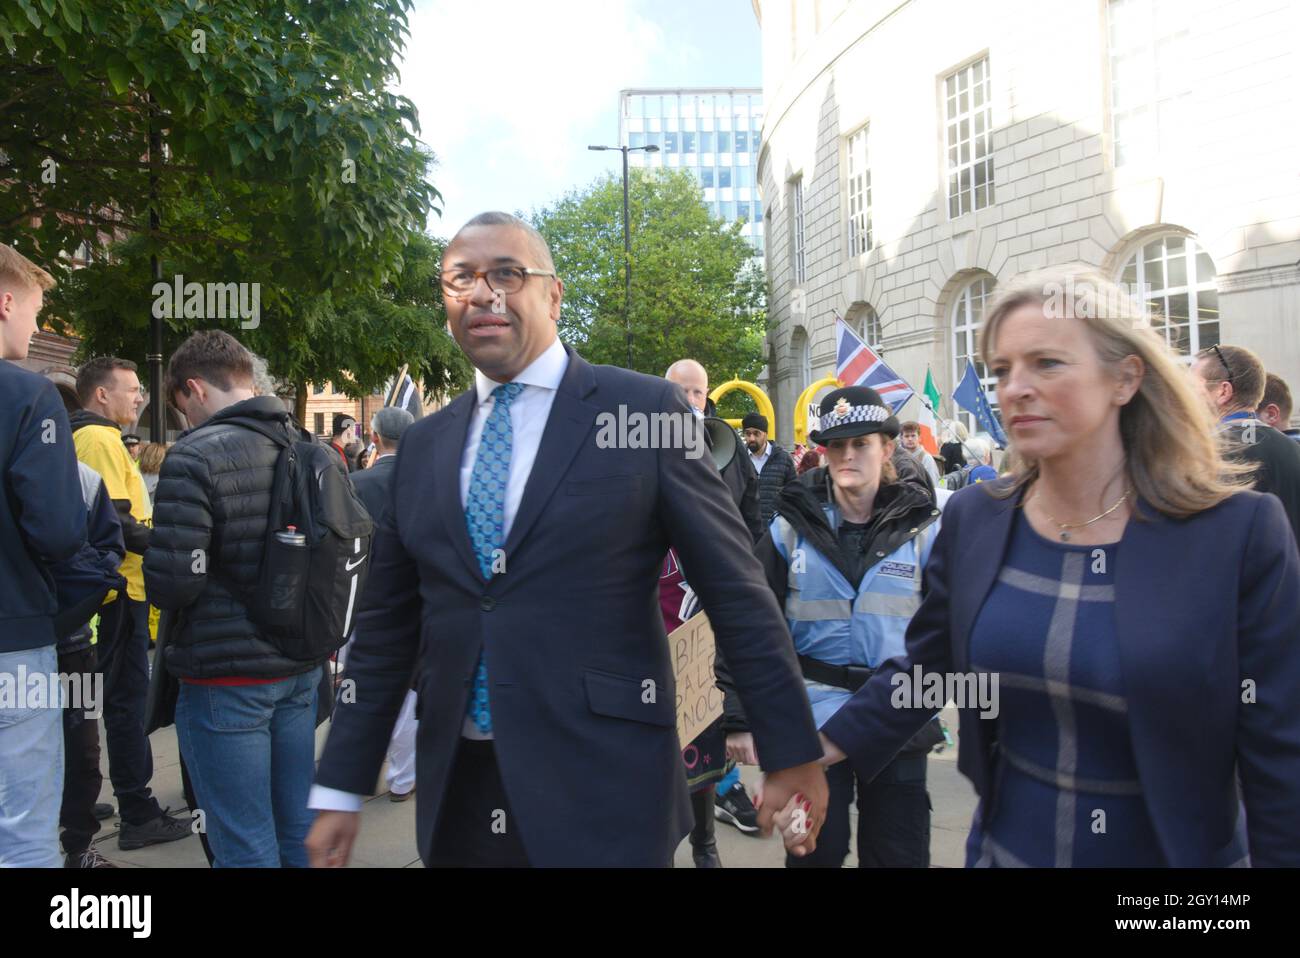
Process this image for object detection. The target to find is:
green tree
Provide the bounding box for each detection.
[531,168,766,384]
[60,227,471,420]
[1,0,452,416]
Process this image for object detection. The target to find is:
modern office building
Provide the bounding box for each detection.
[619,88,766,258]
[754,0,1300,437]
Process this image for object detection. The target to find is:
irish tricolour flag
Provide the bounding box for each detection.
[917,367,941,456]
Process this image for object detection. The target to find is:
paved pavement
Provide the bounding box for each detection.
[86,705,976,868]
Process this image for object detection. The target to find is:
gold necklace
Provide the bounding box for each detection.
[1037,489,1131,541]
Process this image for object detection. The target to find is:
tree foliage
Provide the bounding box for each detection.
[531,168,766,384]
[0,0,463,411]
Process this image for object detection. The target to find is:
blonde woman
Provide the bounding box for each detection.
[787,266,1300,866]
[136,442,168,502]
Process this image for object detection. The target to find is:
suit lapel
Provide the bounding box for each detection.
[952,482,1022,671]
[431,390,485,584]
[500,347,599,561]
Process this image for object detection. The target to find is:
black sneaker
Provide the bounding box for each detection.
[714,782,760,834]
[65,847,118,868]
[93,803,115,821]
[118,808,192,850]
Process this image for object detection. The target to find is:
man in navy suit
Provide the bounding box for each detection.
[307,212,827,867]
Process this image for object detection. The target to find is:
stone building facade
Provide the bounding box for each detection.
[754,0,1300,436]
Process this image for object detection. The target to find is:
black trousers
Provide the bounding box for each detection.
[786,753,931,868]
[428,740,530,867]
[97,597,163,825]
[58,647,102,856]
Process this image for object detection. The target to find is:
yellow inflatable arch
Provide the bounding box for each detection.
[793,376,842,446]
[709,380,776,442]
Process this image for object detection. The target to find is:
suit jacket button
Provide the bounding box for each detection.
[480,595,496,612]
[876,551,886,557]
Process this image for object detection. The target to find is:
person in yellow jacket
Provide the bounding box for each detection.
[72,357,192,849]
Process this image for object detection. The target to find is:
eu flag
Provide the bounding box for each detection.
[953,361,1007,447]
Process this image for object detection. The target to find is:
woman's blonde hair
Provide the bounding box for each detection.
[978,265,1249,518]
[137,442,168,476]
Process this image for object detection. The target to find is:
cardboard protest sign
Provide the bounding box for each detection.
[667,612,722,746]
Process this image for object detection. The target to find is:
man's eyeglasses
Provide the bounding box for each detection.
[1211,344,1235,384]
[440,266,556,298]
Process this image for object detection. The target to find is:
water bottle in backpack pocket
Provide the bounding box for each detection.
[215,419,374,661]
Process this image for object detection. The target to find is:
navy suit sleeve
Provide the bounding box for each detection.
[1235,493,1300,865]
[12,380,85,562]
[314,446,421,796]
[655,383,821,773]
[820,486,959,782]
[715,526,791,735]
[143,444,213,611]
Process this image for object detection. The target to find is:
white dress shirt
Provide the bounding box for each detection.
[309,336,569,813]
[749,441,772,474]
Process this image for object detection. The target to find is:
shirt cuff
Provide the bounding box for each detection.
[308,785,365,813]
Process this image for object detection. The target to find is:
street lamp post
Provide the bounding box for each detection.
[588,143,659,370]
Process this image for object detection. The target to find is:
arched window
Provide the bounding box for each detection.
[845,302,882,348]
[950,274,997,434]
[1119,234,1218,359]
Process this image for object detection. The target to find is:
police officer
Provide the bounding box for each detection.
[751,386,944,867]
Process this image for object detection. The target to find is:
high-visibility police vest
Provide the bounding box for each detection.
[770,503,941,727]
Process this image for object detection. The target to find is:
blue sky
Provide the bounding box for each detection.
[396,0,762,235]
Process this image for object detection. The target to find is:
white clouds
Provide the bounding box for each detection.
[396,0,680,232]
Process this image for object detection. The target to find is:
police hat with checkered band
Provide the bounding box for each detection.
[808,386,899,444]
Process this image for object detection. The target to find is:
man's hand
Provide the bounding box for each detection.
[306,811,361,868]
[753,761,828,858]
[725,731,759,765]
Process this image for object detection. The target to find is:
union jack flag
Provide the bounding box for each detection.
[834,318,914,412]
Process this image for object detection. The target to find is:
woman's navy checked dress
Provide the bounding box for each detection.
[964,510,1248,867]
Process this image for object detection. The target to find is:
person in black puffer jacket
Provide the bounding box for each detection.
[143,330,334,868]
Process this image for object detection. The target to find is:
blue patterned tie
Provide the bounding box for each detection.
[464,381,525,734]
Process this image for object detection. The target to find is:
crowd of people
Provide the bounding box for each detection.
[2,217,1299,869]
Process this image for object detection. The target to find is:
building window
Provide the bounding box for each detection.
[314,413,325,435]
[718,167,732,188]
[1120,234,1218,357]
[850,303,882,347]
[1107,0,1192,167]
[790,176,807,285]
[699,166,714,188]
[629,132,645,149]
[846,125,872,256]
[736,166,753,187]
[682,131,696,154]
[950,275,998,434]
[735,130,750,153]
[716,131,731,153]
[699,131,714,153]
[944,56,994,217]
[313,383,325,395]
[663,132,678,153]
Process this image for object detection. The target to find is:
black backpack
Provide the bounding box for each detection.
[216,416,374,661]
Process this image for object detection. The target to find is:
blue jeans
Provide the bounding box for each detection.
[0,645,64,867]
[175,669,319,867]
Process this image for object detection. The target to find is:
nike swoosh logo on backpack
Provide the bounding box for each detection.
[345,556,367,571]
